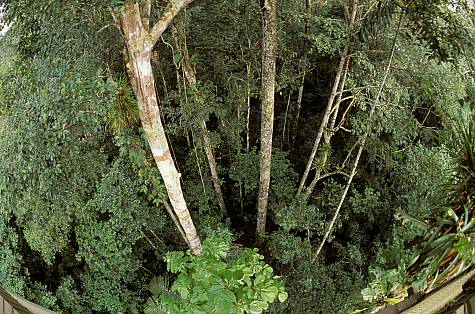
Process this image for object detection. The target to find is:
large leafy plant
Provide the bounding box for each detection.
[145,237,287,314]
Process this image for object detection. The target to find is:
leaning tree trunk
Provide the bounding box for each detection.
[256,0,278,241]
[113,0,202,255]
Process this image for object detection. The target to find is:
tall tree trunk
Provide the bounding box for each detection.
[112,0,202,255]
[256,0,278,241]
[171,25,228,216]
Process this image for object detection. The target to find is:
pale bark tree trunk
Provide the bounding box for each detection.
[171,25,228,216]
[256,0,278,240]
[297,0,358,196]
[112,0,202,255]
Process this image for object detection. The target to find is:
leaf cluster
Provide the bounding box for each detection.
[146,237,287,314]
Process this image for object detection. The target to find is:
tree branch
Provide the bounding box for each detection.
[149,0,194,46]
[140,0,152,31]
[108,6,125,38]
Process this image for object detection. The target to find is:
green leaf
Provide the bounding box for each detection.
[175,284,189,300]
[173,53,182,64]
[278,291,288,302]
[386,297,402,305]
[149,276,168,297]
[249,300,269,313]
[204,238,230,258]
[221,289,237,304]
[208,284,224,295]
[454,235,472,260]
[165,251,186,273]
[254,273,265,286]
[260,290,276,303]
[233,269,244,281]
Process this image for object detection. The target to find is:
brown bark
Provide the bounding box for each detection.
[256,0,278,240]
[171,26,228,216]
[139,0,152,30]
[114,1,202,255]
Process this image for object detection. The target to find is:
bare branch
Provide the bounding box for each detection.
[97,23,120,34]
[328,57,351,134]
[149,0,194,45]
[340,138,360,170]
[107,6,125,38]
[319,171,350,181]
[333,97,356,133]
[140,229,158,249]
[335,85,380,96]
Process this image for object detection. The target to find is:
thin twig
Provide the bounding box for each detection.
[140,229,158,249]
[341,138,360,170]
[333,97,357,133]
[192,130,208,198]
[146,226,163,244]
[282,92,292,147]
[164,200,191,248]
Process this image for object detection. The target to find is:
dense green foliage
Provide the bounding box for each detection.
[145,237,287,313]
[0,0,474,313]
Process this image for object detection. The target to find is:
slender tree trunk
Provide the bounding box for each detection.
[282,92,292,147]
[171,25,228,216]
[305,57,351,198]
[256,0,278,240]
[163,201,190,248]
[291,0,312,147]
[113,0,202,255]
[246,61,252,153]
[297,0,358,196]
[329,58,350,132]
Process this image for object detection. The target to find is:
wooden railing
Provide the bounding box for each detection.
[0,287,55,314]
